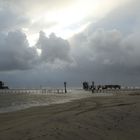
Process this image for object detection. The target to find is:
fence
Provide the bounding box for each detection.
[0,88,139,95]
[0,88,67,94]
[91,88,140,94]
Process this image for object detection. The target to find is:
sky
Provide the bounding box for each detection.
[0,0,140,88]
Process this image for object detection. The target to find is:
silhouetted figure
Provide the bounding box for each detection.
[0,81,4,89]
[83,82,89,90]
[97,85,102,92]
[64,82,67,93]
[92,81,95,93]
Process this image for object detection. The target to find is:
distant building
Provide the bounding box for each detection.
[0,81,9,89]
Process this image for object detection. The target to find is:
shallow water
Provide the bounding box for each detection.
[0,89,97,113]
[0,88,126,113]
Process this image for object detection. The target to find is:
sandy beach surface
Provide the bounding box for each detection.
[0,93,140,140]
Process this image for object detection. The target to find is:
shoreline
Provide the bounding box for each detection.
[0,91,138,114]
[0,94,140,139]
[0,92,106,114]
[0,91,118,114]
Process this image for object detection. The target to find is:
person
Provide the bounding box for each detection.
[83,81,89,90]
[92,81,95,93]
[64,82,67,93]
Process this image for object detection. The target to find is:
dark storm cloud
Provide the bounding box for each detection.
[0,30,38,71]
[71,28,140,68]
[0,30,73,71]
[0,5,29,32]
[0,0,140,87]
[67,0,140,85]
[72,0,140,67]
[69,33,140,85]
[36,31,72,64]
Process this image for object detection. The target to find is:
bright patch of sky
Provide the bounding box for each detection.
[21,0,129,46]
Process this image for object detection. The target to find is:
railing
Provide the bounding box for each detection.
[91,88,140,94]
[0,88,139,95]
[0,88,67,94]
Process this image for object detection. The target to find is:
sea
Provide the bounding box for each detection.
[0,87,135,113]
[0,89,99,113]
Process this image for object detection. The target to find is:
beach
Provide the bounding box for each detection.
[0,93,140,140]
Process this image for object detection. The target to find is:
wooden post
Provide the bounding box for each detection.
[92,81,94,93]
[64,82,67,93]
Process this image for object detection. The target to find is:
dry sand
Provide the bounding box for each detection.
[0,93,140,140]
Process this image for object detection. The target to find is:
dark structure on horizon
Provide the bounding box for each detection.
[64,82,67,93]
[83,81,89,91]
[0,81,9,89]
[83,81,121,92]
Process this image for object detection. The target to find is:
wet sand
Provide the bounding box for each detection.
[0,94,140,140]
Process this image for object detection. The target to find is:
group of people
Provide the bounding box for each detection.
[83,81,95,93]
